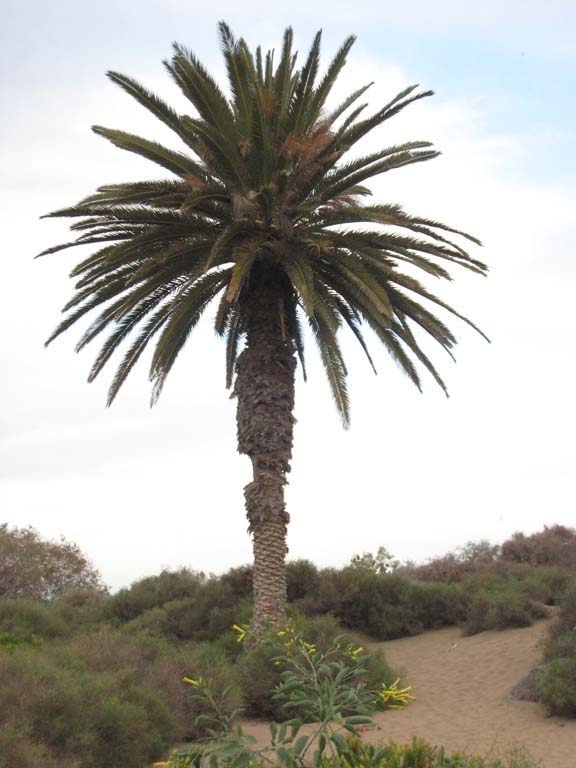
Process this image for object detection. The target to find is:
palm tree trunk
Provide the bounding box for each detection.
[234,268,296,632]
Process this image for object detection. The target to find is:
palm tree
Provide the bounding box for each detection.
[40,24,488,631]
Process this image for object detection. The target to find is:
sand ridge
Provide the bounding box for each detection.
[365,620,574,766]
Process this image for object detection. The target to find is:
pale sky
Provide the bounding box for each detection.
[2,1,575,591]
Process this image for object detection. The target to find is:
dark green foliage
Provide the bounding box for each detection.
[0,721,79,768]
[551,584,576,633]
[517,566,575,605]
[0,627,240,767]
[0,599,71,641]
[463,591,547,636]
[123,579,244,645]
[537,585,576,716]
[236,639,283,719]
[538,657,576,716]
[108,568,205,622]
[407,581,468,629]
[286,559,320,602]
[544,631,576,661]
[220,565,253,600]
[295,567,466,639]
[0,645,173,767]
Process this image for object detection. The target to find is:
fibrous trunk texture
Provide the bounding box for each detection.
[234,267,296,633]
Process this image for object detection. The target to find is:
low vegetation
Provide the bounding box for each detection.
[0,524,573,766]
[537,584,576,716]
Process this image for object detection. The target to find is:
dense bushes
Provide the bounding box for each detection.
[98,555,569,648]
[400,525,576,584]
[286,559,320,601]
[538,657,576,716]
[463,591,548,636]
[0,643,173,768]
[537,585,576,716]
[501,525,576,568]
[0,627,240,768]
[108,569,206,622]
[0,598,71,642]
[292,567,466,639]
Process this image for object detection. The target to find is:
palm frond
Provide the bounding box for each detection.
[41,23,487,415]
[309,310,350,427]
[91,126,209,179]
[149,270,231,403]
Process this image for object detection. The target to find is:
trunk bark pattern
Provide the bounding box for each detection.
[234,267,296,632]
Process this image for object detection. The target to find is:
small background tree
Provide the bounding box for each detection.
[0,524,105,600]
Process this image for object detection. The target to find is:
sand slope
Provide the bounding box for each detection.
[243,619,575,767]
[363,619,574,766]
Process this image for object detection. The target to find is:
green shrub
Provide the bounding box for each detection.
[236,637,283,719]
[463,591,547,635]
[408,581,467,628]
[0,719,79,768]
[119,577,241,645]
[50,587,111,632]
[554,584,576,631]
[0,626,240,766]
[541,584,576,661]
[55,627,239,740]
[538,657,576,716]
[544,630,576,661]
[305,568,466,640]
[0,599,70,641]
[313,568,414,639]
[519,566,575,605]
[108,569,205,622]
[535,583,576,717]
[219,565,253,600]
[0,649,174,768]
[286,559,320,602]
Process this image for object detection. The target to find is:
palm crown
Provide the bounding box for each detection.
[40,23,487,425]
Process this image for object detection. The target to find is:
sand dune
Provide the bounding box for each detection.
[362,619,575,766]
[243,618,575,767]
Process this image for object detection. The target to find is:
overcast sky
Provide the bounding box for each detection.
[2,1,575,591]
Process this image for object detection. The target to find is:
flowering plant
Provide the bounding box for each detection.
[156,622,414,768]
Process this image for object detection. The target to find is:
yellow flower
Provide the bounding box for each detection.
[303,641,317,654]
[379,678,415,708]
[352,646,364,656]
[183,676,201,687]
[232,623,248,643]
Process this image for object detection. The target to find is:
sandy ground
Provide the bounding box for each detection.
[242,619,576,767]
